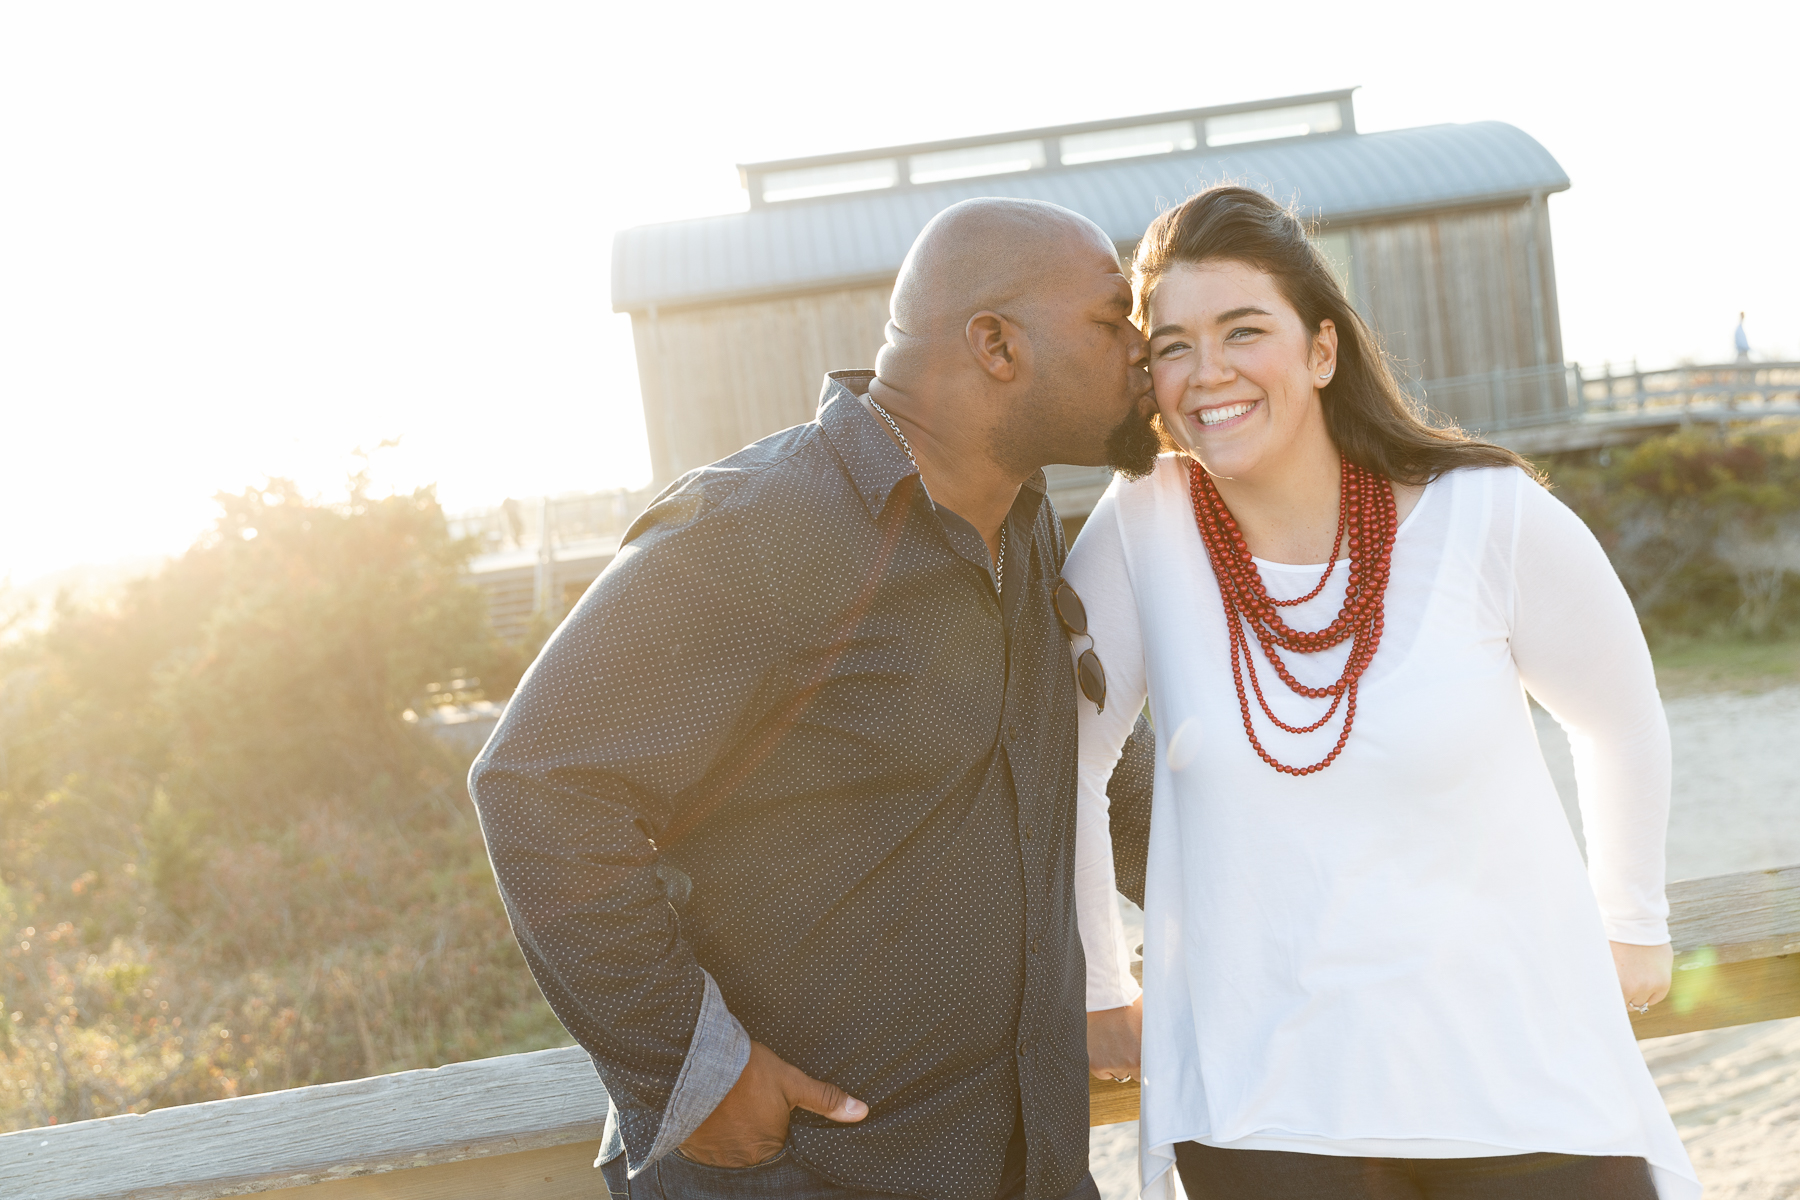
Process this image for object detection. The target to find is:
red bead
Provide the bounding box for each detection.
[1189,457,1394,776]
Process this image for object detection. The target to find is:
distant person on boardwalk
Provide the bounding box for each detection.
[471,197,1161,1200]
[1071,187,1700,1199]
[1735,311,1751,363]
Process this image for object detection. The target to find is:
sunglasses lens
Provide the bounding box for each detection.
[1077,649,1106,711]
[1054,582,1088,635]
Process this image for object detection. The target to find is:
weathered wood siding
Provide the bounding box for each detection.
[632,284,893,486]
[627,198,1569,490]
[1340,197,1563,405]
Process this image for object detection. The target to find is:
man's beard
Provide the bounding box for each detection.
[1104,403,1162,480]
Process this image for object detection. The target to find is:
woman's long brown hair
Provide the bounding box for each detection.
[1133,185,1540,486]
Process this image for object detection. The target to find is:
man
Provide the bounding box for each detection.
[469,197,1158,1200]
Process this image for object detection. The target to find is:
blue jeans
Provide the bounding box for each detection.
[600,1144,1102,1200]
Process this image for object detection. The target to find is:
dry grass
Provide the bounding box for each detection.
[1653,636,1800,698]
[0,774,568,1133]
[0,480,564,1132]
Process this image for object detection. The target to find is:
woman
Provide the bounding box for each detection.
[1066,186,1698,1200]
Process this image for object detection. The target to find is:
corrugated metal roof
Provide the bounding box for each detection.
[610,121,1568,313]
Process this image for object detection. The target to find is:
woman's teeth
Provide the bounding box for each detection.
[1198,401,1257,426]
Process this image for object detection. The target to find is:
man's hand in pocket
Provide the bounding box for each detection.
[678,1040,868,1167]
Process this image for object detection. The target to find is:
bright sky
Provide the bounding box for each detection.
[2,1,1794,587]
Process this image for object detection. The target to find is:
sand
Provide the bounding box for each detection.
[1644,1018,1800,1199]
[1087,687,1800,1198]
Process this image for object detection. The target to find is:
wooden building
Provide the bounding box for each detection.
[611,90,1572,523]
[451,487,657,638]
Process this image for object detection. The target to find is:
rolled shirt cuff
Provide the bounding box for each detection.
[1088,973,1143,1013]
[1602,917,1672,946]
[635,969,753,1172]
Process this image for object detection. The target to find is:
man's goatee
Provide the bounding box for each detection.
[1106,408,1163,480]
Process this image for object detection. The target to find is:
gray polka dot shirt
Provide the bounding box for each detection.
[471,372,1154,1200]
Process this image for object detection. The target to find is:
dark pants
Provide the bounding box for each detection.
[600,1138,1100,1200]
[1174,1141,1658,1200]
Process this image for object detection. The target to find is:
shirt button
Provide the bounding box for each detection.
[1029,939,1041,955]
[1007,724,1017,742]
[1022,824,1034,841]
[1017,1037,1029,1056]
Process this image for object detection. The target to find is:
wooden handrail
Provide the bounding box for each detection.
[0,1047,609,1200]
[5,865,1797,1198]
[1632,863,1800,1037]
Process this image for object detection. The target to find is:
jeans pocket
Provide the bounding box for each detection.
[658,1143,804,1200]
[598,1146,631,1200]
[672,1144,789,1170]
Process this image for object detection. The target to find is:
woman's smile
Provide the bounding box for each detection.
[1191,398,1262,430]
[1145,260,1336,483]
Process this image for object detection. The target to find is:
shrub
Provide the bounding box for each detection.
[0,477,564,1131]
[1547,424,1800,640]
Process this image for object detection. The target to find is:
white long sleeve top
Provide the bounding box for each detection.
[1067,459,1698,1199]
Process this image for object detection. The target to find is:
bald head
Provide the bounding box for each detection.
[865,196,1151,483]
[883,198,1119,359]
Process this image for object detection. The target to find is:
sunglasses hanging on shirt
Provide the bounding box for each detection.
[1052,580,1107,714]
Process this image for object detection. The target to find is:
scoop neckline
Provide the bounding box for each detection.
[1247,474,1437,571]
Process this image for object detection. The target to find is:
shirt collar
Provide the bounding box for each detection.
[816,369,1051,518]
[818,371,920,519]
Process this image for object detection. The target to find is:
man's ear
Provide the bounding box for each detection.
[965,311,1024,383]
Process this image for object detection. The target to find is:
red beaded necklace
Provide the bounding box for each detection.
[1188,456,1397,776]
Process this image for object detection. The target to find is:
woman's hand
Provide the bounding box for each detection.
[1610,940,1673,1012]
[1087,996,1143,1081]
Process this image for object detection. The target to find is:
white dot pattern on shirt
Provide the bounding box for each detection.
[469,381,1152,1200]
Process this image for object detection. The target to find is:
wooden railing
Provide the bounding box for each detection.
[1409,360,1800,455]
[6,865,1796,1200]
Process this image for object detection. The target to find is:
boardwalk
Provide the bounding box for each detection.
[1424,359,1800,454]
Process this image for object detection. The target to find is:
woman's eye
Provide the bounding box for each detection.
[1227,326,1263,341]
[1155,342,1189,357]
